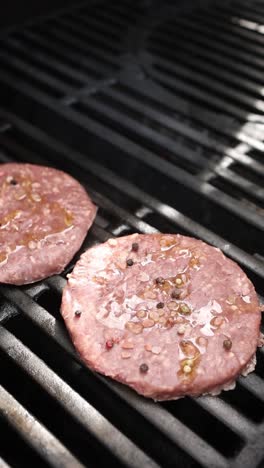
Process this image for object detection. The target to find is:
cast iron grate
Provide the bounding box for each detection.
[0,0,264,467]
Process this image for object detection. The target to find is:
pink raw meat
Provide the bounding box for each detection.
[61,233,261,400]
[0,163,96,285]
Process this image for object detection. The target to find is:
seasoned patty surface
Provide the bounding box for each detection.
[61,233,261,400]
[0,163,96,285]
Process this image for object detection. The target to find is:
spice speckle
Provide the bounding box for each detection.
[132,242,139,252]
[175,278,183,285]
[155,277,165,285]
[179,303,191,315]
[106,339,114,349]
[10,178,18,185]
[223,339,232,351]
[156,302,164,309]
[183,365,192,374]
[171,289,181,299]
[126,258,134,267]
[139,363,149,373]
[74,310,82,317]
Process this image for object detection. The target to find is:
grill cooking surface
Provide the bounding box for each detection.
[0,0,264,467]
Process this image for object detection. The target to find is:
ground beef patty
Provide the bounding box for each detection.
[0,163,96,285]
[61,233,261,400]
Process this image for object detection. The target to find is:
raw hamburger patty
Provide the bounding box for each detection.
[0,163,96,285]
[61,233,261,400]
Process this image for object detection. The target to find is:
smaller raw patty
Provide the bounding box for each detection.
[0,163,96,285]
[61,234,261,400]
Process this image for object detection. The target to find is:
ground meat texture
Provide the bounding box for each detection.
[0,163,96,285]
[61,233,262,401]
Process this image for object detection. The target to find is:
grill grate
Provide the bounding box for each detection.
[0,0,264,467]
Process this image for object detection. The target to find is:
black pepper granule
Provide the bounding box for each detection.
[126,259,134,267]
[131,242,139,252]
[171,289,181,299]
[156,302,164,309]
[75,310,82,317]
[223,339,232,350]
[10,179,17,185]
[155,277,165,285]
[139,363,149,373]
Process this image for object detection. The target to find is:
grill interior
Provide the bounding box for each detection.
[0,1,264,467]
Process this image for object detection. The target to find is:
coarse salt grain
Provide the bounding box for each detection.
[138,272,150,282]
[142,319,155,328]
[121,340,134,349]
[108,238,117,246]
[145,344,152,352]
[177,325,186,335]
[125,321,143,334]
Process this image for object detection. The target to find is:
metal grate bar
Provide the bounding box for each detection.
[231,430,264,468]
[206,164,264,203]
[57,18,121,55]
[77,93,207,171]
[0,51,73,97]
[149,38,263,97]
[203,5,264,44]
[89,190,158,235]
[5,37,96,86]
[34,27,118,71]
[150,54,264,116]
[0,109,263,279]
[167,16,264,70]
[100,86,264,200]
[149,64,264,151]
[149,65,257,128]
[212,4,264,34]
[49,18,118,62]
[238,373,264,403]
[119,78,264,170]
[71,97,264,230]
[21,29,115,78]
[0,384,84,468]
[100,378,229,468]
[152,26,264,84]
[197,396,257,439]
[99,87,227,164]
[192,9,264,56]
[0,326,159,468]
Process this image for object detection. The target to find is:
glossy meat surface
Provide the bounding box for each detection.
[61,233,261,400]
[0,163,96,284]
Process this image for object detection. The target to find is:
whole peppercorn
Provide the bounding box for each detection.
[223,339,232,350]
[139,363,149,373]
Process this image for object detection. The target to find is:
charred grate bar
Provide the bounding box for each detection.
[0,0,264,467]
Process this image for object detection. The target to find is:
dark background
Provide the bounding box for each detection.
[0,1,77,31]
